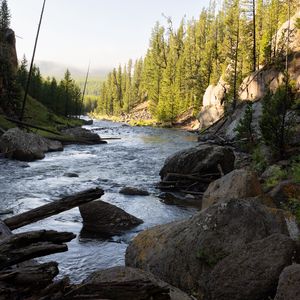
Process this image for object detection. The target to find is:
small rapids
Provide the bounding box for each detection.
[0,120,198,282]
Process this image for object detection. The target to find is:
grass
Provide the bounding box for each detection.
[1,95,84,142]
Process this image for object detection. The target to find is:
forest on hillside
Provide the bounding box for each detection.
[95,0,299,122]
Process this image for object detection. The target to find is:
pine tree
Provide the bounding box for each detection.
[0,0,11,34]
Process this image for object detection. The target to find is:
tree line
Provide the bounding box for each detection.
[17,56,83,117]
[95,0,298,122]
[0,0,83,118]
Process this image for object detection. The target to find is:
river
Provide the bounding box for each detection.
[0,120,198,282]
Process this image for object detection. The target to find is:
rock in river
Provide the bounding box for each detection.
[79,200,143,237]
[119,187,150,196]
[62,127,106,144]
[0,128,63,162]
[126,198,290,298]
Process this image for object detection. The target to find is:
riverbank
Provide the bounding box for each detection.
[91,101,200,131]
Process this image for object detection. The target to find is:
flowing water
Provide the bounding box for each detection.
[0,120,198,282]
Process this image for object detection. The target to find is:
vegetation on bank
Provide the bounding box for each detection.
[94,0,298,123]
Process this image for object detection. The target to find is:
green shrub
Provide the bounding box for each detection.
[252,146,268,173]
[264,165,287,189]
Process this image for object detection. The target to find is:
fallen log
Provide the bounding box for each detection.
[0,230,75,269]
[0,262,58,288]
[165,173,216,183]
[4,188,104,230]
[5,117,62,136]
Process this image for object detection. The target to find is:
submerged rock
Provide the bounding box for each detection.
[275,264,300,300]
[79,200,143,237]
[119,187,149,196]
[126,198,290,297]
[63,173,79,178]
[85,266,193,300]
[0,128,63,162]
[202,168,263,210]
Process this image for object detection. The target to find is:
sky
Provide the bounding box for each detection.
[8,0,209,74]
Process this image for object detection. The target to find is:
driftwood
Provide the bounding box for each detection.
[0,262,58,287]
[64,280,170,300]
[0,230,75,269]
[165,173,216,183]
[5,117,62,135]
[4,188,104,230]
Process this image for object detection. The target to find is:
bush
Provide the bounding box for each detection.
[251,146,268,173]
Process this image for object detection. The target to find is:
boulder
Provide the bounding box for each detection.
[275,264,300,300]
[202,169,263,210]
[160,144,235,180]
[0,128,63,162]
[126,198,289,297]
[79,200,143,237]
[119,187,149,196]
[85,266,193,300]
[208,234,295,300]
[269,180,300,208]
[61,127,106,144]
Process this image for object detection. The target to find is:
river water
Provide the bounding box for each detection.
[0,120,198,282]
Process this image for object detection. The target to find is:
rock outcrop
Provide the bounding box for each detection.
[202,168,263,210]
[275,264,300,300]
[0,128,63,161]
[197,78,229,129]
[79,200,143,237]
[85,266,193,300]
[126,198,290,298]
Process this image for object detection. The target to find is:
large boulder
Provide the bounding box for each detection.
[160,144,235,180]
[84,266,193,300]
[202,169,263,210]
[126,198,289,297]
[0,128,63,161]
[79,200,143,237]
[275,264,300,300]
[208,234,295,300]
[62,127,106,144]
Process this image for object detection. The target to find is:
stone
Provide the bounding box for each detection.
[202,169,263,210]
[275,264,300,300]
[63,173,79,178]
[160,144,235,180]
[119,187,150,196]
[126,198,289,297]
[269,180,300,208]
[85,266,193,300]
[61,127,106,144]
[0,128,63,162]
[79,200,143,237]
[208,234,295,300]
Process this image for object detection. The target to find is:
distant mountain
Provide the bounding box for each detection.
[35,60,109,80]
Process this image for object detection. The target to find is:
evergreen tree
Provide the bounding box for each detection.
[0,0,10,34]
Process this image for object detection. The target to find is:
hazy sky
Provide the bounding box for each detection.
[9,0,209,71]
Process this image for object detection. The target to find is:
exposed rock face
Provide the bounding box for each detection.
[0,128,63,161]
[85,266,193,300]
[269,180,300,208]
[61,127,106,144]
[126,198,289,297]
[275,264,300,300]
[197,78,229,129]
[202,169,263,210]
[79,200,143,237]
[208,234,295,300]
[119,187,150,196]
[160,144,235,180]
